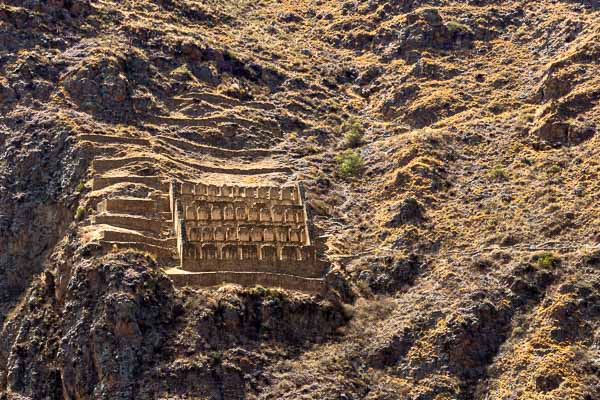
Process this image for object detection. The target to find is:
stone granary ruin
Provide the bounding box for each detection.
[91,172,326,292]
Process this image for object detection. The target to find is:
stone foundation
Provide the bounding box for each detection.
[167,271,326,293]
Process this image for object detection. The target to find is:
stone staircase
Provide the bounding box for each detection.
[92,193,177,262]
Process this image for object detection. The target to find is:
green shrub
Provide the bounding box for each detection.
[355,279,372,296]
[489,166,508,181]
[75,206,85,221]
[343,118,364,148]
[446,21,472,34]
[248,285,267,296]
[76,182,85,193]
[209,351,222,365]
[248,285,283,299]
[534,252,561,269]
[169,64,194,81]
[336,149,364,178]
[547,164,561,174]
[512,326,525,337]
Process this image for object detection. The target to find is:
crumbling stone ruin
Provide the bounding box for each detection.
[91,173,326,292]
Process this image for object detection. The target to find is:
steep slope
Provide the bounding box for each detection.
[0,0,599,399]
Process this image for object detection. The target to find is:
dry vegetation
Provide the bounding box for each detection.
[0,0,599,399]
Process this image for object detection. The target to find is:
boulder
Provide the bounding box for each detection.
[530,114,596,146]
[385,197,424,227]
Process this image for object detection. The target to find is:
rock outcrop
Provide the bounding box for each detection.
[0,0,599,399]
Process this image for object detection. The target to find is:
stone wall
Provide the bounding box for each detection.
[79,134,150,146]
[92,157,156,173]
[92,176,168,191]
[92,214,163,233]
[156,135,287,158]
[99,240,175,259]
[183,204,306,226]
[97,198,157,213]
[93,156,289,175]
[100,230,176,248]
[173,181,322,279]
[168,271,326,293]
[185,224,307,243]
[180,242,322,277]
[176,181,302,206]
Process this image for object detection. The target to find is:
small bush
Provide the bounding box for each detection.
[304,144,321,155]
[355,279,372,297]
[534,252,561,269]
[169,64,194,81]
[512,326,525,337]
[547,164,561,174]
[248,285,284,299]
[336,149,364,178]
[76,182,85,193]
[342,118,364,148]
[446,21,472,34]
[75,206,85,221]
[209,351,223,365]
[221,81,252,100]
[489,166,508,181]
[309,199,330,216]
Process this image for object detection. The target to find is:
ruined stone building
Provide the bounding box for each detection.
[90,165,326,292]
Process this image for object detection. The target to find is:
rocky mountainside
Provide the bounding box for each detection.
[0,0,599,399]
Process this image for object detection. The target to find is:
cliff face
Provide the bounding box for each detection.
[1,1,599,399]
